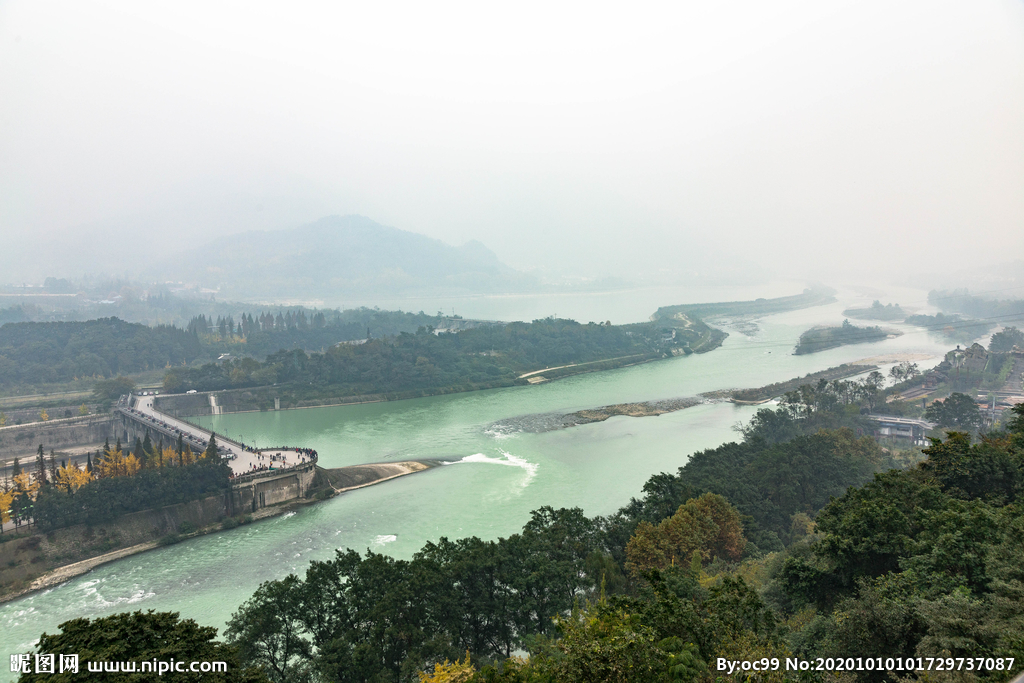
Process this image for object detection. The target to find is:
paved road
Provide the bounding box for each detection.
[131,395,311,476]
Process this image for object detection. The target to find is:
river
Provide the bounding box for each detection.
[0,283,964,671]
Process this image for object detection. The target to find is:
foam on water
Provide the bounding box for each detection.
[443,450,539,489]
[483,425,518,439]
[372,534,397,546]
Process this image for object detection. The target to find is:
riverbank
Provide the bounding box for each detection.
[0,460,439,605]
[713,363,879,403]
[155,352,670,418]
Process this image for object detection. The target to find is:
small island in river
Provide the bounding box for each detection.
[842,300,907,321]
[794,319,896,355]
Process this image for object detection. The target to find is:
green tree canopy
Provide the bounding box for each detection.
[18,610,270,682]
[925,392,982,432]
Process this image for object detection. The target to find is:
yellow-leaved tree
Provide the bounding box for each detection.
[158,446,178,468]
[0,489,14,527]
[625,492,746,578]
[56,463,93,493]
[181,445,195,466]
[79,403,89,416]
[12,472,40,517]
[125,452,142,477]
[39,409,49,422]
[418,653,475,683]
[99,446,127,478]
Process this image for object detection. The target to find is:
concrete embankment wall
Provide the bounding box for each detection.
[230,463,319,512]
[1,493,231,599]
[156,391,269,417]
[156,389,393,417]
[0,403,104,425]
[0,465,324,600]
[0,415,114,460]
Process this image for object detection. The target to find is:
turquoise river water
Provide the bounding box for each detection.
[0,284,967,672]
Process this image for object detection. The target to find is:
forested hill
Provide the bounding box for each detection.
[0,318,201,389]
[158,214,538,300]
[163,318,684,396]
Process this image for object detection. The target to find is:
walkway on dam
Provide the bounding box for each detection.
[126,395,312,477]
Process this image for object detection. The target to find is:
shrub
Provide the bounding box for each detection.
[157,533,181,546]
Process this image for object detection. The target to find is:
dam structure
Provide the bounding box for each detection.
[115,393,319,511]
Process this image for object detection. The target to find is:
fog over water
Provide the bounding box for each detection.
[2,1,1023,285]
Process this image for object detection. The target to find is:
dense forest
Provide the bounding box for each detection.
[163,318,679,395]
[0,318,202,390]
[33,443,232,530]
[794,320,891,355]
[189,308,449,358]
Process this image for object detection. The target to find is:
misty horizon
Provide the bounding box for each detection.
[2,1,1024,290]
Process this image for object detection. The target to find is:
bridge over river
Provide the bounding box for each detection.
[114,393,436,508]
[116,394,313,478]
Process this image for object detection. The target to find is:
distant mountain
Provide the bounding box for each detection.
[162,215,537,301]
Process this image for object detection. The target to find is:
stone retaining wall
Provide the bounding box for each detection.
[0,415,114,460]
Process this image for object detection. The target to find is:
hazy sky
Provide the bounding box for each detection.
[2,0,1023,283]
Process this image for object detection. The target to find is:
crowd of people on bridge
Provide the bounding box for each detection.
[228,446,317,479]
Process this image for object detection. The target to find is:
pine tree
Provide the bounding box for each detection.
[141,433,153,467]
[204,433,219,460]
[36,444,47,485]
[86,452,93,473]
[48,450,58,483]
[176,433,184,457]
[12,457,21,478]
[104,437,111,454]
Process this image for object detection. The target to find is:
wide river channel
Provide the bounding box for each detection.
[0,284,966,671]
